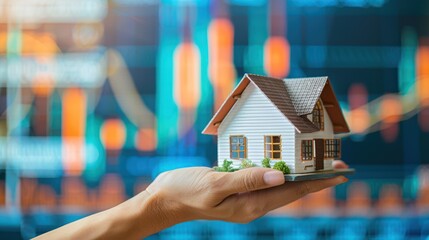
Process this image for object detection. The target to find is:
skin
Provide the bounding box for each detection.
[34,161,348,240]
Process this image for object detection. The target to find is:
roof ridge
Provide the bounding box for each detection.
[245,73,284,82]
[284,76,329,80]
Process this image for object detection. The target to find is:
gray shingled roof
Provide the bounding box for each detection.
[283,77,328,116]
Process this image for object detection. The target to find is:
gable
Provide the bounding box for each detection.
[283,77,349,133]
[216,83,297,165]
[283,77,328,115]
[202,75,251,135]
[218,82,293,135]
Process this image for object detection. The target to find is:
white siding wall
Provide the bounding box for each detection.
[217,83,297,171]
[295,99,335,173]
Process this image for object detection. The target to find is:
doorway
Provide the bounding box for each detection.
[314,139,324,170]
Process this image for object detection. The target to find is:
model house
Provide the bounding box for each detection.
[202,73,350,174]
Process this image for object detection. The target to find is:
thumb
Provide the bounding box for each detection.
[218,167,285,195]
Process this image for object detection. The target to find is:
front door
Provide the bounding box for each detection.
[314,139,324,170]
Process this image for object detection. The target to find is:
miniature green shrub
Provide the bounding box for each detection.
[239,159,256,169]
[214,159,234,172]
[262,157,271,168]
[273,161,290,174]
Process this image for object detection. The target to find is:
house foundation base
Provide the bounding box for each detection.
[284,168,355,181]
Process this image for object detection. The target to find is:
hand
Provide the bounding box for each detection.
[145,164,348,225]
[35,163,348,240]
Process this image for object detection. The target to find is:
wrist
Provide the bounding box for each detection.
[133,189,193,238]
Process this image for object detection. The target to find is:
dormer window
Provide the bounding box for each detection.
[312,99,324,130]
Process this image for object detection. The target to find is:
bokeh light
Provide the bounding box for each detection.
[135,128,157,152]
[348,84,370,134]
[100,119,126,151]
[264,36,290,78]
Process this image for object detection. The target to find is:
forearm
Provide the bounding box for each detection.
[33,190,182,240]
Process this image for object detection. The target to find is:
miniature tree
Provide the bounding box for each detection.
[273,161,290,174]
[262,157,271,168]
[240,159,256,169]
[214,159,234,172]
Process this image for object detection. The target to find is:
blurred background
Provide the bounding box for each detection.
[0,0,429,239]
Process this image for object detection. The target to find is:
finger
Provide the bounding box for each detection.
[333,160,348,169]
[215,167,285,196]
[218,176,347,222]
[261,176,348,210]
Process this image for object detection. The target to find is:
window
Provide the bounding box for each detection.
[312,100,324,130]
[325,139,341,159]
[230,135,247,159]
[264,135,282,159]
[301,140,313,161]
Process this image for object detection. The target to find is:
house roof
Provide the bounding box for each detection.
[202,73,350,135]
[283,77,328,115]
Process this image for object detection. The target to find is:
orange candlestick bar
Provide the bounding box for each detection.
[416,44,429,106]
[62,88,86,175]
[347,84,370,134]
[264,36,290,78]
[208,18,236,111]
[173,41,201,110]
[135,127,157,152]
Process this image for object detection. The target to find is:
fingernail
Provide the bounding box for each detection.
[263,171,285,186]
[337,176,348,183]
